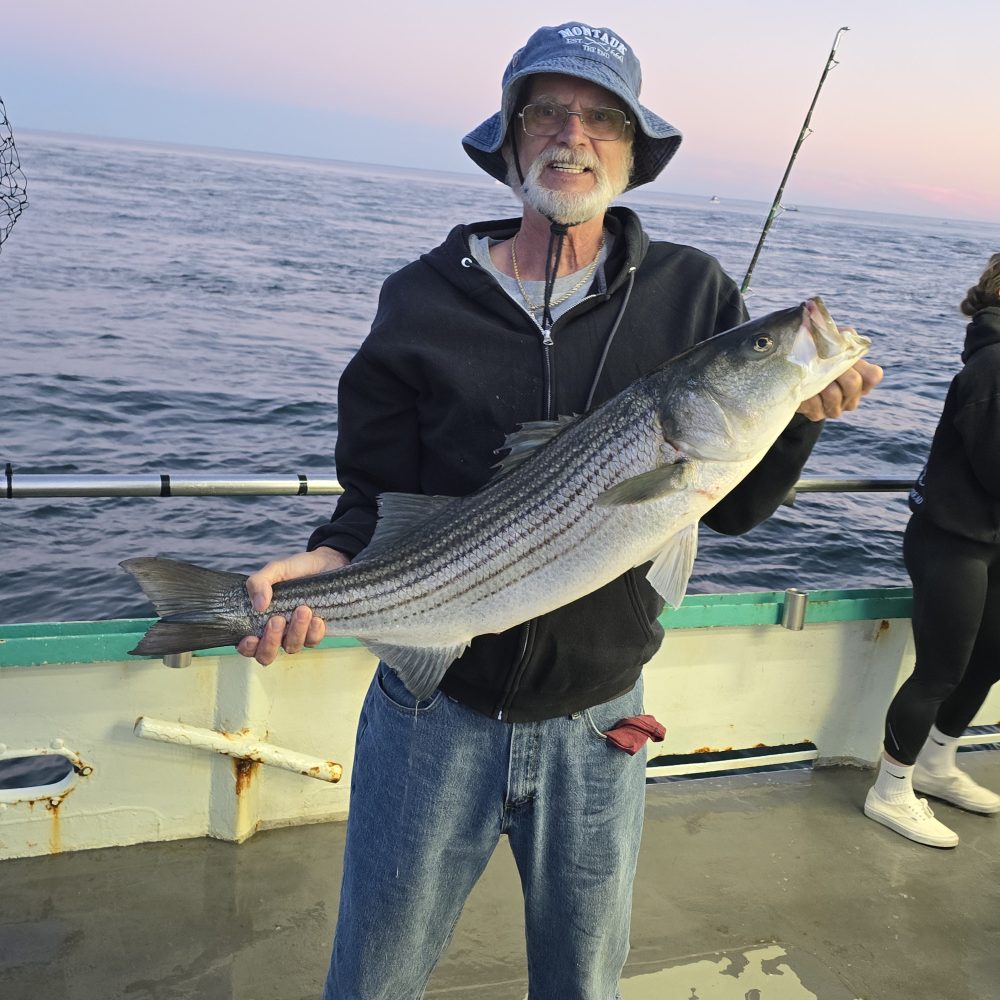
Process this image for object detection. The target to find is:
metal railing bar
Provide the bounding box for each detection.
[3,470,915,500]
[782,478,913,507]
[792,478,913,493]
[3,472,344,498]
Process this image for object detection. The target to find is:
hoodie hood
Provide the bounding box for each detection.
[962,307,1000,363]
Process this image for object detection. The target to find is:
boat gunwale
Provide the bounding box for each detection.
[0,586,914,668]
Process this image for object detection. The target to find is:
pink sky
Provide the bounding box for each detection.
[7,1,1000,222]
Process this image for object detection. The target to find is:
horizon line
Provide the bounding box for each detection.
[12,125,1000,231]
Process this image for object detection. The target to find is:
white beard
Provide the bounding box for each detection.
[507,146,632,225]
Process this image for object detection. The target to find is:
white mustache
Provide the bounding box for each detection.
[527,148,603,175]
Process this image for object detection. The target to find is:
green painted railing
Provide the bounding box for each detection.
[0,587,913,669]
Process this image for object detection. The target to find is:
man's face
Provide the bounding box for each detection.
[508,73,634,225]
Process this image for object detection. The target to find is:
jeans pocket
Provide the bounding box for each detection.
[375,661,444,715]
[581,680,644,742]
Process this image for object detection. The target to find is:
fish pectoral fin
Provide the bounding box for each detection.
[645,524,699,609]
[356,493,457,562]
[491,416,578,479]
[595,464,689,506]
[361,640,470,700]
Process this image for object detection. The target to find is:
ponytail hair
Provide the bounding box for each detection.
[960,252,1000,316]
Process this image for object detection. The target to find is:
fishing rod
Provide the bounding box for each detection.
[741,26,849,295]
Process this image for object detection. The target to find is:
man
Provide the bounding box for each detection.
[239,22,882,999]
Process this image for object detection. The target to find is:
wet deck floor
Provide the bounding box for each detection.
[2,755,998,1000]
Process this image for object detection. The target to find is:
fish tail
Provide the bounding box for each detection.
[127,618,249,657]
[120,557,251,656]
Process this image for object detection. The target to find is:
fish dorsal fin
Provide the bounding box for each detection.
[492,416,578,478]
[355,492,455,562]
[362,640,470,700]
[645,523,699,609]
[595,462,691,506]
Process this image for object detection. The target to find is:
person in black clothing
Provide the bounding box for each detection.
[238,22,882,999]
[865,252,1000,849]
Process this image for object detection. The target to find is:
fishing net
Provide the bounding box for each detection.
[0,96,28,253]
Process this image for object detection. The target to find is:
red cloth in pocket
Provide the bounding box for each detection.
[605,714,666,755]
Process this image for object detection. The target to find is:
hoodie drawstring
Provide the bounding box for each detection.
[584,266,636,411]
[541,222,569,332]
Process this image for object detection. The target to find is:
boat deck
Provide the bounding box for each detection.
[2,755,999,1000]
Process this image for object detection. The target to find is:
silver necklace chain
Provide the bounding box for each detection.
[510,232,605,313]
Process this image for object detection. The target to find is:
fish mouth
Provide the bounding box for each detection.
[801,296,871,360]
[785,297,871,379]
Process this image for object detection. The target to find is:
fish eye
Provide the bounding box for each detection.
[752,335,773,352]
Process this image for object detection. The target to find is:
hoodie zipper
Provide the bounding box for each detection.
[495,622,533,721]
[461,250,630,721]
[496,316,556,721]
[540,327,555,419]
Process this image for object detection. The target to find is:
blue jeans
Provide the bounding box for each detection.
[321,662,647,1000]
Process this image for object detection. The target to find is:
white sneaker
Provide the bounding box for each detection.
[864,787,959,848]
[913,765,1000,814]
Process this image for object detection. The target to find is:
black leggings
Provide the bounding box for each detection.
[883,514,1000,764]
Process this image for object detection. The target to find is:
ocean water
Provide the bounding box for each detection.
[3,131,1000,625]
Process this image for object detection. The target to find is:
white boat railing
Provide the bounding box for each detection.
[3,467,913,501]
[786,478,913,503]
[3,470,344,497]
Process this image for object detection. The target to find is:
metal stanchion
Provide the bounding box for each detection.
[781,588,809,630]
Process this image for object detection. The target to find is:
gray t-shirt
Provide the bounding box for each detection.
[469,232,612,327]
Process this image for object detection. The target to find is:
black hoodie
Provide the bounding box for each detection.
[909,307,1000,543]
[308,207,823,720]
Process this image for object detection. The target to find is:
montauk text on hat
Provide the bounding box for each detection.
[557,25,628,60]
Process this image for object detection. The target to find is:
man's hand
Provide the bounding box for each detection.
[237,547,350,665]
[798,357,884,422]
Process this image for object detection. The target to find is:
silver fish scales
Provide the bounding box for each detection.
[123,298,870,697]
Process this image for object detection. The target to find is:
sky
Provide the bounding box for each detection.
[4,0,999,223]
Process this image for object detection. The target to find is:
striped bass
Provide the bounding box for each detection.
[122,297,870,698]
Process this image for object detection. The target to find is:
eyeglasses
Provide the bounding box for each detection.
[518,102,631,142]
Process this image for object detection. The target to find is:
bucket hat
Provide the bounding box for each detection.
[463,22,681,191]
